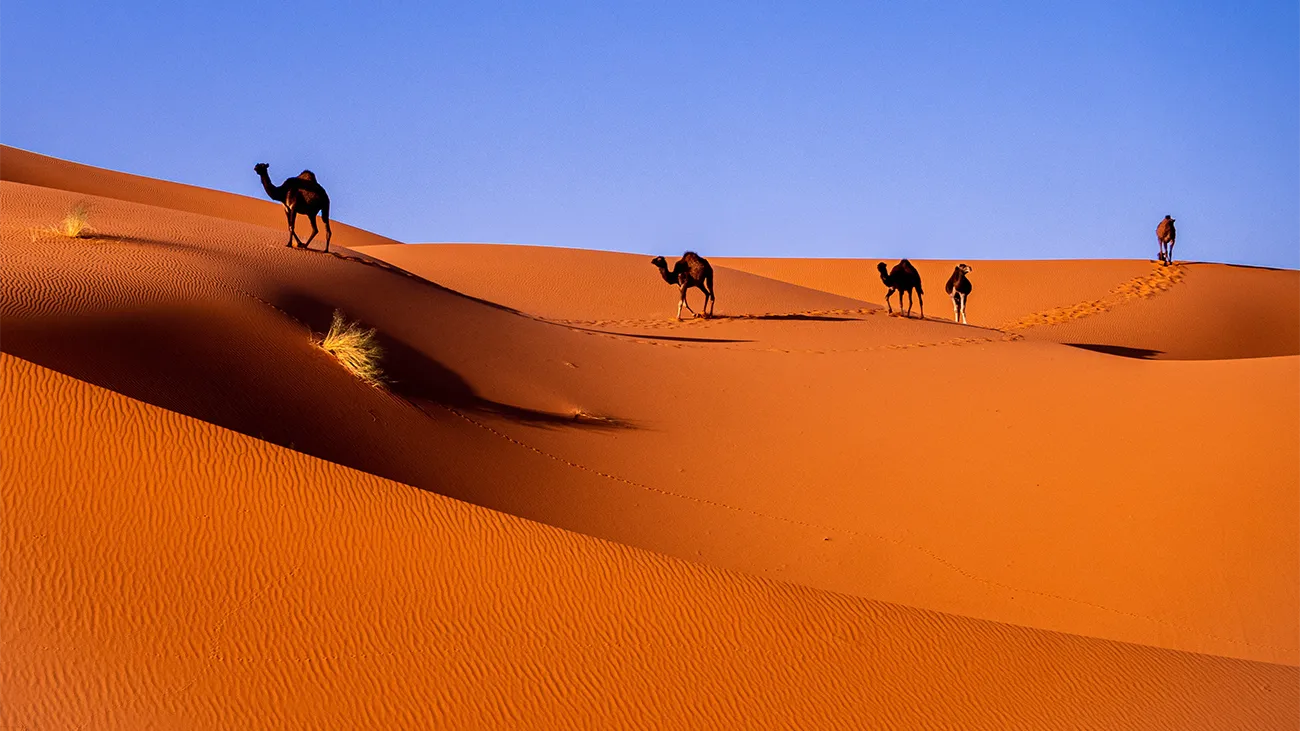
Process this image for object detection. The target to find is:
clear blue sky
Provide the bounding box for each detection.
[3,1,1297,267]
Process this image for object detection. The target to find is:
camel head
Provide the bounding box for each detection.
[877,261,889,276]
[956,263,972,275]
[254,163,270,175]
[650,256,668,269]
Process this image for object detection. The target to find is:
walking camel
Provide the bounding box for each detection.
[1156,215,1176,265]
[944,264,973,324]
[878,259,924,318]
[254,163,333,252]
[651,252,715,320]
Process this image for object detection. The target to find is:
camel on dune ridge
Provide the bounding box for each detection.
[651,252,715,320]
[255,163,332,252]
[1156,215,1176,265]
[878,259,924,318]
[945,264,973,324]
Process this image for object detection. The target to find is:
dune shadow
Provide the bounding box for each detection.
[1064,343,1164,359]
[557,322,753,344]
[273,291,634,430]
[717,313,860,322]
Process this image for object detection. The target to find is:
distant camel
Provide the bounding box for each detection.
[878,259,924,318]
[254,163,332,252]
[651,252,715,320]
[944,264,973,324]
[1156,215,1176,265]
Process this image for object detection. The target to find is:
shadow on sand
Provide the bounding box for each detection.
[1064,343,1164,359]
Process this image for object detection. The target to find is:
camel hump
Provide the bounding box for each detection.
[297,170,317,182]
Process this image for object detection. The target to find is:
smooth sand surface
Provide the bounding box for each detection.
[3,149,1298,728]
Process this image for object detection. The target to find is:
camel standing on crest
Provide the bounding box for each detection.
[254,163,333,252]
[651,252,715,320]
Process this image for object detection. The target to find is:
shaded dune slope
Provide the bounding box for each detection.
[3,354,1296,730]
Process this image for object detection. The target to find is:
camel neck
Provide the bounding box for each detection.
[258,171,286,202]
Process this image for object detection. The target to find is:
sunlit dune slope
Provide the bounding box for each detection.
[717,256,1299,360]
[4,354,1296,730]
[356,242,876,322]
[1,145,399,249]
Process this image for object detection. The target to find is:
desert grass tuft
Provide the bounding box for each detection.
[31,201,96,242]
[317,310,384,385]
[55,202,94,238]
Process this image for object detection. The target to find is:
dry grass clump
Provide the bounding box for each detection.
[55,202,94,238]
[32,202,96,241]
[317,310,384,385]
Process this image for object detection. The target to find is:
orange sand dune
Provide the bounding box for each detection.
[718,256,1299,360]
[4,151,1299,726]
[1,145,399,250]
[715,257,1155,329]
[4,354,1297,730]
[356,242,876,323]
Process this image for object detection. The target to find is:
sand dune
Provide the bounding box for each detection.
[355,242,876,323]
[3,151,1298,727]
[6,353,1296,729]
[1,145,399,250]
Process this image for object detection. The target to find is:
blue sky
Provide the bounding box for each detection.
[3,1,1297,267]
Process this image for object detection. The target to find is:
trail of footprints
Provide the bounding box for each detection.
[999,263,1186,331]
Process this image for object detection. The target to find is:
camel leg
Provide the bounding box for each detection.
[904,290,912,318]
[301,213,319,249]
[884,289,894,314]
[285,208,298,247]
[681,285,698,318]
[961,294,968,324]
[953,294,960,323]
[322,210,332,253]
[703,276,715,317]
[917,290,924,320]
[1166,242,1174,266]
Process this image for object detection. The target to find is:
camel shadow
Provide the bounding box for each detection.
[1064,343,1164,359]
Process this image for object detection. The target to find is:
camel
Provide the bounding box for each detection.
[254,163,332,252]
[651,252,715,320]
[1156,215,1176,265]
[944,264,973,324]
[878,259,924,318]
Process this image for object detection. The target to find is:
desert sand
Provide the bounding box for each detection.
[3,146,1297,728]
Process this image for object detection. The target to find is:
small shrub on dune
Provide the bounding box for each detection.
[317,310,384,386]
[56,202,94,238]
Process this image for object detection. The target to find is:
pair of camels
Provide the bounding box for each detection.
[876,260,973,324]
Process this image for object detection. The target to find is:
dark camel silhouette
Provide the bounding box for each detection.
[1156,215,1176,265]
[944,264,973,324]
[254,163,332,252]
[878,259,924,318]
[651,252,715,320]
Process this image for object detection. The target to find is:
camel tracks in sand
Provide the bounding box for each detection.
[1000,263,1187,331]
